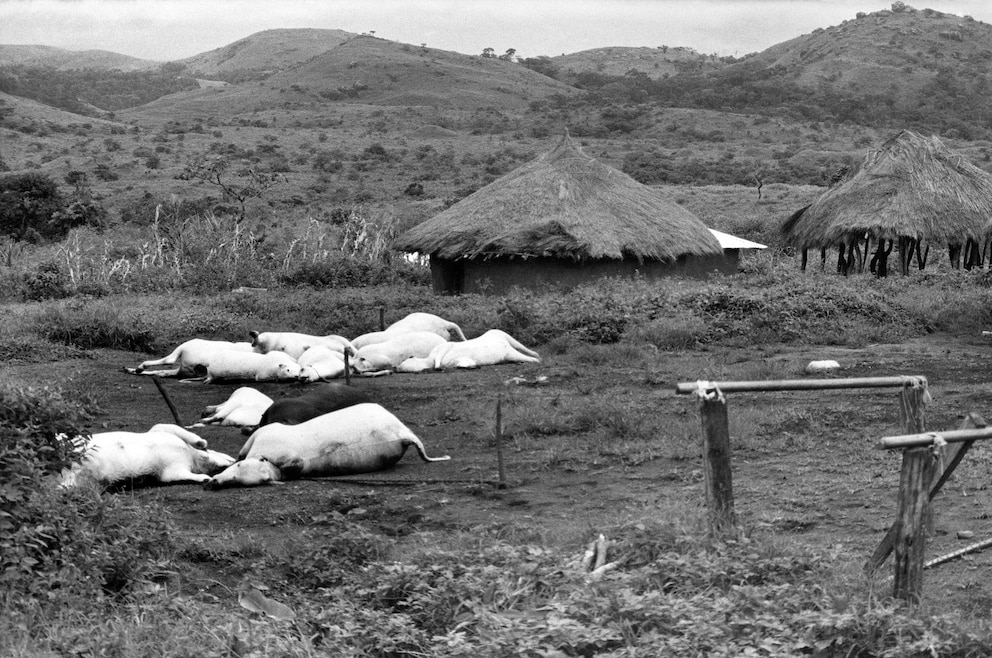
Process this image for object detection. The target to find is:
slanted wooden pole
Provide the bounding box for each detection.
[699,390,736,538]
[151,375,183,425]
[379,306,386,331]
[893,446,938,605]
[344,350,351,386]
[867,414,987,573]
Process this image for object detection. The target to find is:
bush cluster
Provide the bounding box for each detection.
[0,381,180,625]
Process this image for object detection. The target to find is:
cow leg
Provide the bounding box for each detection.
[129,366,182,377]
[505,349,541,364]
[149,424,208,449]
[158,465,212,484]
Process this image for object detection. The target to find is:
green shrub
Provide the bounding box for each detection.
[21,260,72,301]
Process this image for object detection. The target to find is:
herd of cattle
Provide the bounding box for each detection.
[59,313,540,490]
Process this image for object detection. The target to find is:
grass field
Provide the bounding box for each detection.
[5,252,992,655]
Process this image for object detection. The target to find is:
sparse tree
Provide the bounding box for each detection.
[181,156,281,222]
[65,171,89,195]
[498,48,516,62]
[481,47,496,59]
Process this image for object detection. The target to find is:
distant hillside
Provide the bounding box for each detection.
[553,5,992,139]
[716,5,992,135]
[552,46,722,81]
[0,44,159,71]
[265,36,577,108]
[127,35,577,119]
[0,63,198,115]
[178,28,356,81]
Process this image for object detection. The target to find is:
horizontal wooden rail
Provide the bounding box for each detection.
[878,427,992,450]
[675,376,927,395]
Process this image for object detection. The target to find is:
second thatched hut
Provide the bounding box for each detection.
[782,130,992,275]
[394,135,735,294]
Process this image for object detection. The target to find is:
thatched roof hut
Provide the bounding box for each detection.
[394,135,729,294]
[782,131,992,261]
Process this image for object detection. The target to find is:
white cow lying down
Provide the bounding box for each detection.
[249,331,355,360]
[297,345,347,382]
[60,424,235,488]
[125,339,254,378]
[397,329,540,373]
[203,350,303,384]
[353,331,447,374]
[351,312,467,349]
[189,386,274,428]
[204,403,450,488]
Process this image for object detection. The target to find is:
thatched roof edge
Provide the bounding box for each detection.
[782,130,992,249]
[394,134,722,261]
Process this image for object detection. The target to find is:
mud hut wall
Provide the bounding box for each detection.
[430,253,737,295]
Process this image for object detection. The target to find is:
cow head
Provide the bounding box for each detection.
[204,457,281,489]
[269,360,303,381]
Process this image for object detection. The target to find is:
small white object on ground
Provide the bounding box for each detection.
[805,360,840,374]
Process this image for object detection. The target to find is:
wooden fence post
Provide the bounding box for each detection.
[699,390,736,538]
[898,380,933,535]
[866,413,985,574]
[893,446,938,604]
[495,394,507,489]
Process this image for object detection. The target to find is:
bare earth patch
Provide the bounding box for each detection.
[8,332,992,613]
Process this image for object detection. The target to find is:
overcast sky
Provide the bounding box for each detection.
[2,0,992,62]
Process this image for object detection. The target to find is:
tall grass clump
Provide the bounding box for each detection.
[32,298,158,351]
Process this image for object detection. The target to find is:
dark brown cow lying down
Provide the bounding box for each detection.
[256,383,371,428]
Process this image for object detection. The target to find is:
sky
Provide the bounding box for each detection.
[2,0,992,62]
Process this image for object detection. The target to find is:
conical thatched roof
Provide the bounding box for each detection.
[782,130,992,248]
[394,134,722,261]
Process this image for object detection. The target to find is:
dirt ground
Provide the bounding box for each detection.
[10,333,992,612]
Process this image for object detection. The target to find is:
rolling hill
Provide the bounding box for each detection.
[123,35,576,121]
[179,28,356,79]
[551,45,721,81]
[3,8,992,228]
[0,44,159,71]
[698,5,992,134]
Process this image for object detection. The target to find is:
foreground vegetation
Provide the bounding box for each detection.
[5,239,992,654]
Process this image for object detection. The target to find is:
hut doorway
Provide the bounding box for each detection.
[430,258,465,295]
